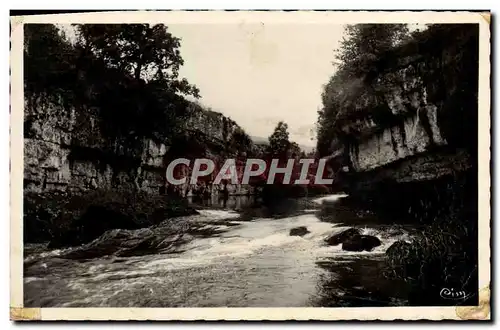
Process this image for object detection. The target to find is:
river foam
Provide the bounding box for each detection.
[196,209,241,220]
[24,198,414,307]
[313,194,349,204]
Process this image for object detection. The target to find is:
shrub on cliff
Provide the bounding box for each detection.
[24,189,198,247]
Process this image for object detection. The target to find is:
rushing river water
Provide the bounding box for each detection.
[24,194,418,307]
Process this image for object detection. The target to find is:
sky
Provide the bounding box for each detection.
[167,24,345,147]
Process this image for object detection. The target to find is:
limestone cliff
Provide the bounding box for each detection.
[24,95,255,196]
[329,25,479,194]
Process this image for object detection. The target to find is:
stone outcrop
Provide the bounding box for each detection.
[348,105,447,173]
[329,25,479,198]
[24,96,254,196]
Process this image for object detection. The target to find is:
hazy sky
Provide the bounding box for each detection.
[168,24,345,147]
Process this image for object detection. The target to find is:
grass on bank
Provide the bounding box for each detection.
[384,172,478,305]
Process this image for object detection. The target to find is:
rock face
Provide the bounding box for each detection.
[24,97,254,196]
[329,25,479,208]
[348,106,447,173]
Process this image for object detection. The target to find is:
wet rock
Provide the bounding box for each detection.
[60,227,192,260]
[325,228,361,246]
[342,235,381,252]
[48,205,139,248]
[115,232,190,257]
[289,226,310,237]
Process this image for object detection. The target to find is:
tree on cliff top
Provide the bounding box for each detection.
[24,24,201,143]
[24,24,79,103]
[72,24,200,140]
[335,24,409,78]
[75,24,200,98]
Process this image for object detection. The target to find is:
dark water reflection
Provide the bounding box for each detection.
[314,256,414,307]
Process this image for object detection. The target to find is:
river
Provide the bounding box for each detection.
[24,194,418,307]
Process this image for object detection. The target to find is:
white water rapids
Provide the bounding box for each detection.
[24,194,414,307]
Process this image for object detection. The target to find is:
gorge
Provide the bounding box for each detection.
[22,22,483,308]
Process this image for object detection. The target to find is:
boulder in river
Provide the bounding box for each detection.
[324,228,361,246]
[289,226,310,237]
[342,235,381,252]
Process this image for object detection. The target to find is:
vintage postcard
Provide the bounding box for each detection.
[10,10,490,321]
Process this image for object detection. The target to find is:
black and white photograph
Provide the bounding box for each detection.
[10,11,490,321]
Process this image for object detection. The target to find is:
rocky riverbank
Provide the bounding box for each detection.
[23,189,198,247]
